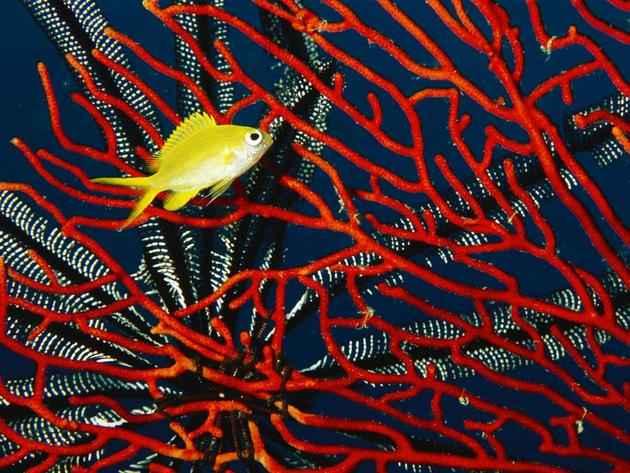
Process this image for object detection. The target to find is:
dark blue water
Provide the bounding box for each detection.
[1,1,628,471]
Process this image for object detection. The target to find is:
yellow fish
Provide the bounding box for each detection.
[91,112,273,227]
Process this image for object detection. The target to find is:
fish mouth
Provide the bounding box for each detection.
[262,131,274,150]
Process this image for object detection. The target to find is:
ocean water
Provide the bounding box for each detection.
[0,1,628,471]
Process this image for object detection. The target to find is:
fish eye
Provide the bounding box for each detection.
[245,130,263,146]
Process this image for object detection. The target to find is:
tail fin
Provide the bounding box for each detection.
[91,176,150,188]
[91,175,157,227]
[123,189,160,228]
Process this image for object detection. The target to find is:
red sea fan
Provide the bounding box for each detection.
[1,0,629,471]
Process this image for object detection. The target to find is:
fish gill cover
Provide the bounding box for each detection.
[0,0,628,471]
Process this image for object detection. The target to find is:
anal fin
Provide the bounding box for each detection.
[163,189,199,211]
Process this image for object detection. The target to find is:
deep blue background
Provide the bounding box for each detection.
[0,1,628,471]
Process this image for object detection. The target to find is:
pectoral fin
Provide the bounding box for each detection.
[163,189,199,211]
[207,178,234,202]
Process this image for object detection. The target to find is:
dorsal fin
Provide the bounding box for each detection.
[153,111,217,168]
